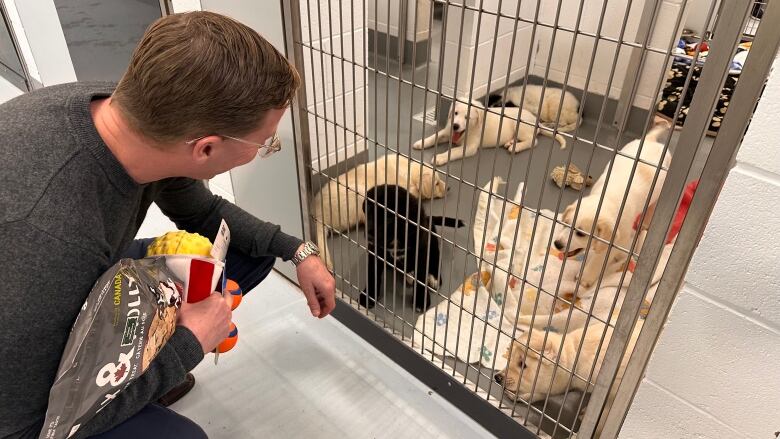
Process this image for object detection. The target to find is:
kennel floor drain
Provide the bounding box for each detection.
[412,107,439,126]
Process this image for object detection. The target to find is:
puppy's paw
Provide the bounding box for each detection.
[414,290,431,313]
[426,274,439,290]
[503,139,517,150]
[432,154,450,166]
[358,289,377,309]
[405,272,416,286]
[413,139,424,150]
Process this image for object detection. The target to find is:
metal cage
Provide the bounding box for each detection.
[280,0,779,437]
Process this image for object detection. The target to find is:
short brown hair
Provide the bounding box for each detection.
[113,11,300,143]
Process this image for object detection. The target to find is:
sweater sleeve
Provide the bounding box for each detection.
[73,327,204,438]
[154,178,303,261]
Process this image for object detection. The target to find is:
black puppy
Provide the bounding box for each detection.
[359,184,464,312]
[487,93,519,108]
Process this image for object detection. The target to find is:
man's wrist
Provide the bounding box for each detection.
[291,241,320,266]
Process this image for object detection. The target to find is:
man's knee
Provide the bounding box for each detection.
[224,251,276,294]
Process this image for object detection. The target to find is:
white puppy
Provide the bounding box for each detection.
[413,100,566,166]
[495,320,643,434]
[502,84,581,132]
[553,124,672,287]
[313,154,447,269]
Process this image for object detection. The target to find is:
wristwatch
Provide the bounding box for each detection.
[292,241,320,266]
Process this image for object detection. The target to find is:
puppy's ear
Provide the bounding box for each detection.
[562,205,575,226]
[434,175,447,198]
[543,339,560,362]
[420,170,437,199]
[530,331,561,361]
[593,218,614,253]
[471,104,481,126]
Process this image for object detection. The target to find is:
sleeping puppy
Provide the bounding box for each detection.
[553,123,672,288]
[412,99,566,166]
[494,321,643,435]
[313,154,448,269]
[488,84,581,133]
[359,185,464,312]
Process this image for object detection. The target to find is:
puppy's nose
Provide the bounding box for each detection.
[453,123,461,131]
[553,240,564,250]
[494,373,504,385]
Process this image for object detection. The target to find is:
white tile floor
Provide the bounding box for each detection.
[139,211,495,438]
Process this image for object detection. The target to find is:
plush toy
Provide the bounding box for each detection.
[146,230,213,257]
[550,163,594,191]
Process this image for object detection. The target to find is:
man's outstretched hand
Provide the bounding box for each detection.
[295,247,336,318]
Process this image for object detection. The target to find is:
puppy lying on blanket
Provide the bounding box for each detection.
[494,320,644,434]
[553,123,672,288]
[488,84,581,133]
[413,99,566,166]
[495,322,639,403]
[313,154,448,269]
[359,185,464,312]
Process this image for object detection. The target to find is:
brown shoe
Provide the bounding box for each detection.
[157,373,195,407]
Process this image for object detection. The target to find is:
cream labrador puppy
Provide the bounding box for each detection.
[553,123,672,288]
[501,84,581,133]
[413,100,566,166]
[313,154,447,269]
[494,320,643,434]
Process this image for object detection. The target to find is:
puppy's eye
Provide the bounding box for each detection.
[454,111,458,115]
[575,230,586,237]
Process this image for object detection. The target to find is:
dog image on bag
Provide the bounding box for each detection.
[359,184,464,312]
[413,99,566,166]
[313,154,448,269]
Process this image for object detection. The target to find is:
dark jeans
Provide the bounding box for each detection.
[91,239,276,438]
[88,404,207,439]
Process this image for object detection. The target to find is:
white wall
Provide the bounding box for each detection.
[532,0,686,110]
[621,57,780,439]
[301,0,367,171]
[0,75,23,103]
[440,0,537,99]
[684,0,719,35]
[368,0,430,41]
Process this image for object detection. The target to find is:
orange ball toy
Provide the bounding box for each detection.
[225,279,242,310]
[217,322,238,353]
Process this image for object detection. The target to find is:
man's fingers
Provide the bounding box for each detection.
[301,283,321,317]
[319,289,336,317]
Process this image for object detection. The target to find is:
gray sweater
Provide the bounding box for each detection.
[0,82,303,438]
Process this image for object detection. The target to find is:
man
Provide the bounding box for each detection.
[0,11,335,439]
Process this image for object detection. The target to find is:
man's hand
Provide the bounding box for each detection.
[177,293,233,353]
[296,247,336,318]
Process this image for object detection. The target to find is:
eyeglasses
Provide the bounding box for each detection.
[185,133,282,158]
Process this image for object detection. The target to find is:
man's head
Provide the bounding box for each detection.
[111,11,299,177]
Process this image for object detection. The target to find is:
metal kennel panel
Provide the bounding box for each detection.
[280,0,778,437]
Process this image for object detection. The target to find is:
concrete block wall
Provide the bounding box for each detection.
[367,0,430,41]
[621,57,780,439]
[300,0,367,172]
[440,0,536,99]
[532,0,686,110]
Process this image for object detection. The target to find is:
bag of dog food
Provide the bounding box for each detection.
[39,257,184,439]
